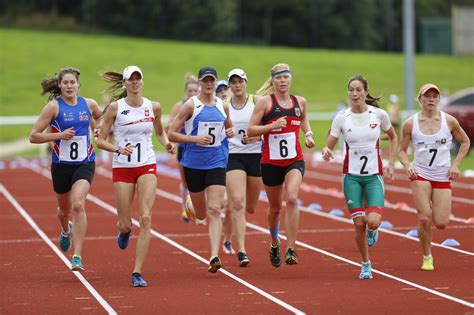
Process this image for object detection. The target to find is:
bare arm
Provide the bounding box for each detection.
[165,101,182,133]
[447,114,470,180]
[383,126,398,183]
[223,102,234,138]
[247,96,286,137]
[322,135,338,161]
[167,99,212,145]
[29,100,75,143]
[398,118,417,179]
[152,101,176,154]
[298,96,315,149]
[86,98,103,137]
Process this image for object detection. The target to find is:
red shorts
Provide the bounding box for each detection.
[411,175,451,189]
[113,164,157,183]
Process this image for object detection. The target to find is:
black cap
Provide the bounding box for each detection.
[198,66,217,80]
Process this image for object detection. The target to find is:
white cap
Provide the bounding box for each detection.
[388,94,399,103]
[122,65,143,80]
[227,68,247,81]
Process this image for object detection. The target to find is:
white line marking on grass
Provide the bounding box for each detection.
[0,184,117,315]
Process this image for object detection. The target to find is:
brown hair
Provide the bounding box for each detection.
[347,75,380,107]
[40,67,80,101]
[256,63,290,96]
[102,70,127,106]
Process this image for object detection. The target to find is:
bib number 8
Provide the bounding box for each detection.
[70,142,79,160]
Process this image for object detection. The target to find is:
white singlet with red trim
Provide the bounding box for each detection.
[112,97,156,168]
[331,105,391,176]
[411,111,452,182]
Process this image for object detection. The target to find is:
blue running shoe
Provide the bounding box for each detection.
[59,221,73,252]
[132,272,147,287]
[117,229,131,250]
[367,229,379,247]
[71,255,84,271]
[359,261,373,279]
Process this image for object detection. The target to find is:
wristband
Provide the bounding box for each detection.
[305,131,314,138]
[114,147,120,154]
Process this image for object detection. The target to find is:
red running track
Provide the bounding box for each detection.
[0,157,473,314]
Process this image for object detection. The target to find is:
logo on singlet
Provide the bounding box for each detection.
[370,123,378,129]
[441,138,447,144]
[144,109,150,116]
[196,104,202,108]
[121,110,130,115]
[294,107,301,117]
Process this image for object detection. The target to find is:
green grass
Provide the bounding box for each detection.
[1,28,473,169]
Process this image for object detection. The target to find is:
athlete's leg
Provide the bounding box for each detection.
[283,169,303,249]
[56,192,72,233]
[265,185,283,245]
[410,180,433,256]
[114,181,135,233]
[227,170,247,253]
[245,176,262,214]
[68,179,91,257]
[206,185,226,258]
[431,188,452,230]
[133,174,157,274]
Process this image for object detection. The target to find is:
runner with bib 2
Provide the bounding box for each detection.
[323,75,398,280]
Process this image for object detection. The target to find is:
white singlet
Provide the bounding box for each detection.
[411,111,452,182]
[228,95,262,154]
[112,97,156,168]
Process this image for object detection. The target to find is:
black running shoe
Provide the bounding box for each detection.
[208,256,222,273]
[237,252,250,267]
[269,242,281,268]
[285,248,298,265]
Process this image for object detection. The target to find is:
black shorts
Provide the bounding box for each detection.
[227,153,262,177]
[177,145,185,163]
[261,160,305,187]
[51,162,95,194]
[183,167,226,193]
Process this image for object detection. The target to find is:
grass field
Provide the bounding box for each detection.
[0,28,472,167]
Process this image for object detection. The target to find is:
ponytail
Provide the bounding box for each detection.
[102,71,127,105]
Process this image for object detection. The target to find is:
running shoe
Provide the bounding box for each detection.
[184,195,196,223]
[181,208,190,223]
[71,255,84,271]
[285,248,298,265]
[223,240,236,255]
[269,241,281,268]
[237,252,250,267]
[367,229,379,247]
[421,256,434,271]
[359,261,373,279]
[132,272,147,287]
[195,218,207,225]
[208,256,222,273]
[59,221,73,252]
[117,229,131,250]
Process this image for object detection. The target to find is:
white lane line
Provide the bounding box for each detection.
[149,177,474,309]
[26,162,306,315]
[246,222,474,309]
[141,164,474,256]
[305,170,474,206]
[0,184,117,315]
[105,164,474,309]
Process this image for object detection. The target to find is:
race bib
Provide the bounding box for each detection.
[348,148,378,175]
[59,136,87,162]
[197,121,224,147]
[417,143,448,168]
[115,138,147,165]
[269,132,296,160]
[236,123,248,145]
